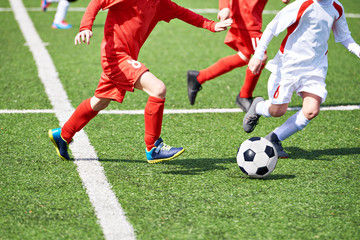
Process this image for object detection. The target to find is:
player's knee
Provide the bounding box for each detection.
[152,82,167,99]
[91,97,110,111]
[303,108,319,120]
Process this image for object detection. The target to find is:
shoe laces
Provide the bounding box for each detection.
[160,142,172,151]
[245,114,259,125]
[155,142,172,153]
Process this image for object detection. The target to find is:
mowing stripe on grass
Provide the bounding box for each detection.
[1,104,359,115]
[9,0,136,239]
[1,7,360,18]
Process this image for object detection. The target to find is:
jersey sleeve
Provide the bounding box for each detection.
[219,0,230,10]
[264,0,305,37]
[159,0,216,32]
[252,0,309,60]
[79,0,102,31]
[332,2,351,43]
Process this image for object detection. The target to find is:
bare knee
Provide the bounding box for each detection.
[301,92,321,120]
[152,82,167,99]
[134,71,167,99]
[90,97,111,111]
[302,108,319,120]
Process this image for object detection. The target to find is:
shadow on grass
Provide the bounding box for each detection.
[94,157,235,173]
[71,145,359,163]
[285,147,360,160]
[85,157,295,179]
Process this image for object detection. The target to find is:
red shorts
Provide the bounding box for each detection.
[224,28,263,58]
[95,55,149,103]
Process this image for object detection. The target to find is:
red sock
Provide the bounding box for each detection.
[239,62,266,98]
[197,54,247,84]
[144,96,165,151]
[61,98,99,143]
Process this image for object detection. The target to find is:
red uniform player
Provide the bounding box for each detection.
[48,0,232,163]
[187,0,290,111]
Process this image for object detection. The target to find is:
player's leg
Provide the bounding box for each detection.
[243,72,292,134]
[197,53,248,85]
[266,91,322,159]
[187,53,248,105]
[300,92,321,120]
[49,96,108,160]
[52,0,72,29]
[235,31,265,111]
[266,92,320,158]
[187,28,249,105]
[135,71,184,163]
[41,0,59,11]
[237,53,267,112]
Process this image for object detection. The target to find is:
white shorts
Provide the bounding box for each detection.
[267,73,328,104]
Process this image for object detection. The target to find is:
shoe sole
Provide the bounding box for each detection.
[242,97,264,133]
[147,148,185,164]
[48,129,69,161]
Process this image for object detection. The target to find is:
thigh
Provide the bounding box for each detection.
[134,71,166,99]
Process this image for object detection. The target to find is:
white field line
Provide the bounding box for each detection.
[9,0,135,239]
[1,7,360,18]
[1,105,360,115]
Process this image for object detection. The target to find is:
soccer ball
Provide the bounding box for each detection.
[236,137,278,178]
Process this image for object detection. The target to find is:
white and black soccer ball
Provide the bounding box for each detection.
[236,137,278,178]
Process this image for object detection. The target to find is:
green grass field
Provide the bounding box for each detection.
[1,0,359,239]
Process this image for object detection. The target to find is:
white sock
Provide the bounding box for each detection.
[274,110,310,141]
[53,0,70,24]
[255,100,271,117]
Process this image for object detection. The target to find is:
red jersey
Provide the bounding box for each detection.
[80,0,216,73]
[219,0,268,30]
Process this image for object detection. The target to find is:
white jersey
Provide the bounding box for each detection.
[257,0,351,79]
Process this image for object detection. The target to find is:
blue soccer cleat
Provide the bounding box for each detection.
[41,0,51,12]
[52,21,72,29]
[48,128,70,160]
[146,138,185,163]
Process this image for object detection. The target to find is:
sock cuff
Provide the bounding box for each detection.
[295,110,310,129]
[255,100,271,117]
[148,96,165,103]
[85,98,98,113]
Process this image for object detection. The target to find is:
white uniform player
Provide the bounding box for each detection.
[243,0,360,158]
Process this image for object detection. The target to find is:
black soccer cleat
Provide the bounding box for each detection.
[265,132,289,158]
[235,95,253,112]
[187,70,202,105]
[242,97,264,133]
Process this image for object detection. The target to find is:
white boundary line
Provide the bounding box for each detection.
[1,7,360,18]
[1,105,359,115]
[9,0,135,239]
